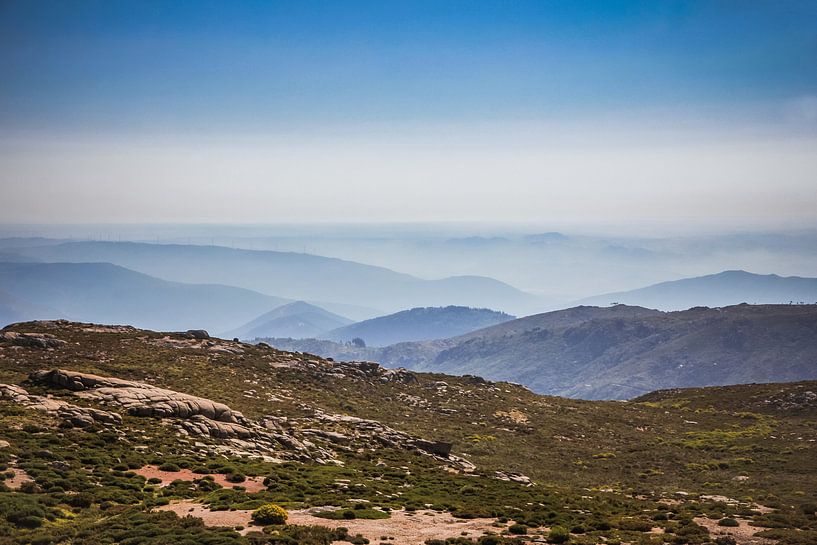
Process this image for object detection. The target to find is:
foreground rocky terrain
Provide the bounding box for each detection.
[0,320,815,544]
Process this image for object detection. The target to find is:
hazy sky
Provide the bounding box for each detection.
[1,1,816,226]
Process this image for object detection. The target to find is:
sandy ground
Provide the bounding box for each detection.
[4,467,33,490]
[694,517,776,545]
[155,502,507,543]
[287,509,508,544]
[134,465,266,493]
[155,502,255,534]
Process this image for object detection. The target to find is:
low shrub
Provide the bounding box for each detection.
[227,473,246,483]
[547,526,570,544]
[252,503,288,525]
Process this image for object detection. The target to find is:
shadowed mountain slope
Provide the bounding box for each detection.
[13,241,543,316]
[0,290,64,327]
[266,304,817,400]
[223,301,352,339]
[323,306,515,346]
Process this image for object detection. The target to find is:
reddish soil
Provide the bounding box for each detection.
[134,465,266,493]
[155,502,509,543]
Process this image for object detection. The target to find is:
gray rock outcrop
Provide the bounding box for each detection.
[0,383,122,427]
[30,369,244,423]
[0,331,66,349]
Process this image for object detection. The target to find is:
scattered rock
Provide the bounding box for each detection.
[303,429,353,445]
[494,409,529,424]
[0,331,66,349]
[413,439,453,458]
[311,409,474,471]
[494,471,533,485]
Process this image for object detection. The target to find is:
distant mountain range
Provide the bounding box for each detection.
[575,270,817,310]
[0,289,64,326]
[0,262,287,332]
[10,241,543,317]
[223,301,352,339]
[267,303,817,400]
[322,306,515,347]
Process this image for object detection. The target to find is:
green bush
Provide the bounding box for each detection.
[158,462,181,472]
[547,526,570,543]
[718,518,740,527]
[800,503,817,515]
[508,523,527,535]
[252,503,288,525]
[67,493,93,509]
[16,515,44,528]
[1,497,48,528]
[227,473,246,483]
[618,518,652,532]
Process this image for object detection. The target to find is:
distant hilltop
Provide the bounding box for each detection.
[265,303,817,400]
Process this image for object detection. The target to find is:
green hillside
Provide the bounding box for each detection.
[0,320,815,545]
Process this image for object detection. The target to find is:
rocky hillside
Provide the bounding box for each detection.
[267,304,817,400]
[322,306,515,347]
[0,320,815,544]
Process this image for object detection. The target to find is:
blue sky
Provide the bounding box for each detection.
[2,0,815,131]
[0,1,816,225]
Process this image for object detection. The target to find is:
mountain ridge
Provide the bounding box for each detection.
[13,241,543,317]
[575,269,817,310]
[264,303,817,400]
[0,261,288,332]
[322,305,515,346]
[223,301,352,339]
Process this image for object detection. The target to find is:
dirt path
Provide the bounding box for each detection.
[694,517,776,545]
[155,502,507,543]
[134,465,266,493]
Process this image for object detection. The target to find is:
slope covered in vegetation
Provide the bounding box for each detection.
[0,320,815,545]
